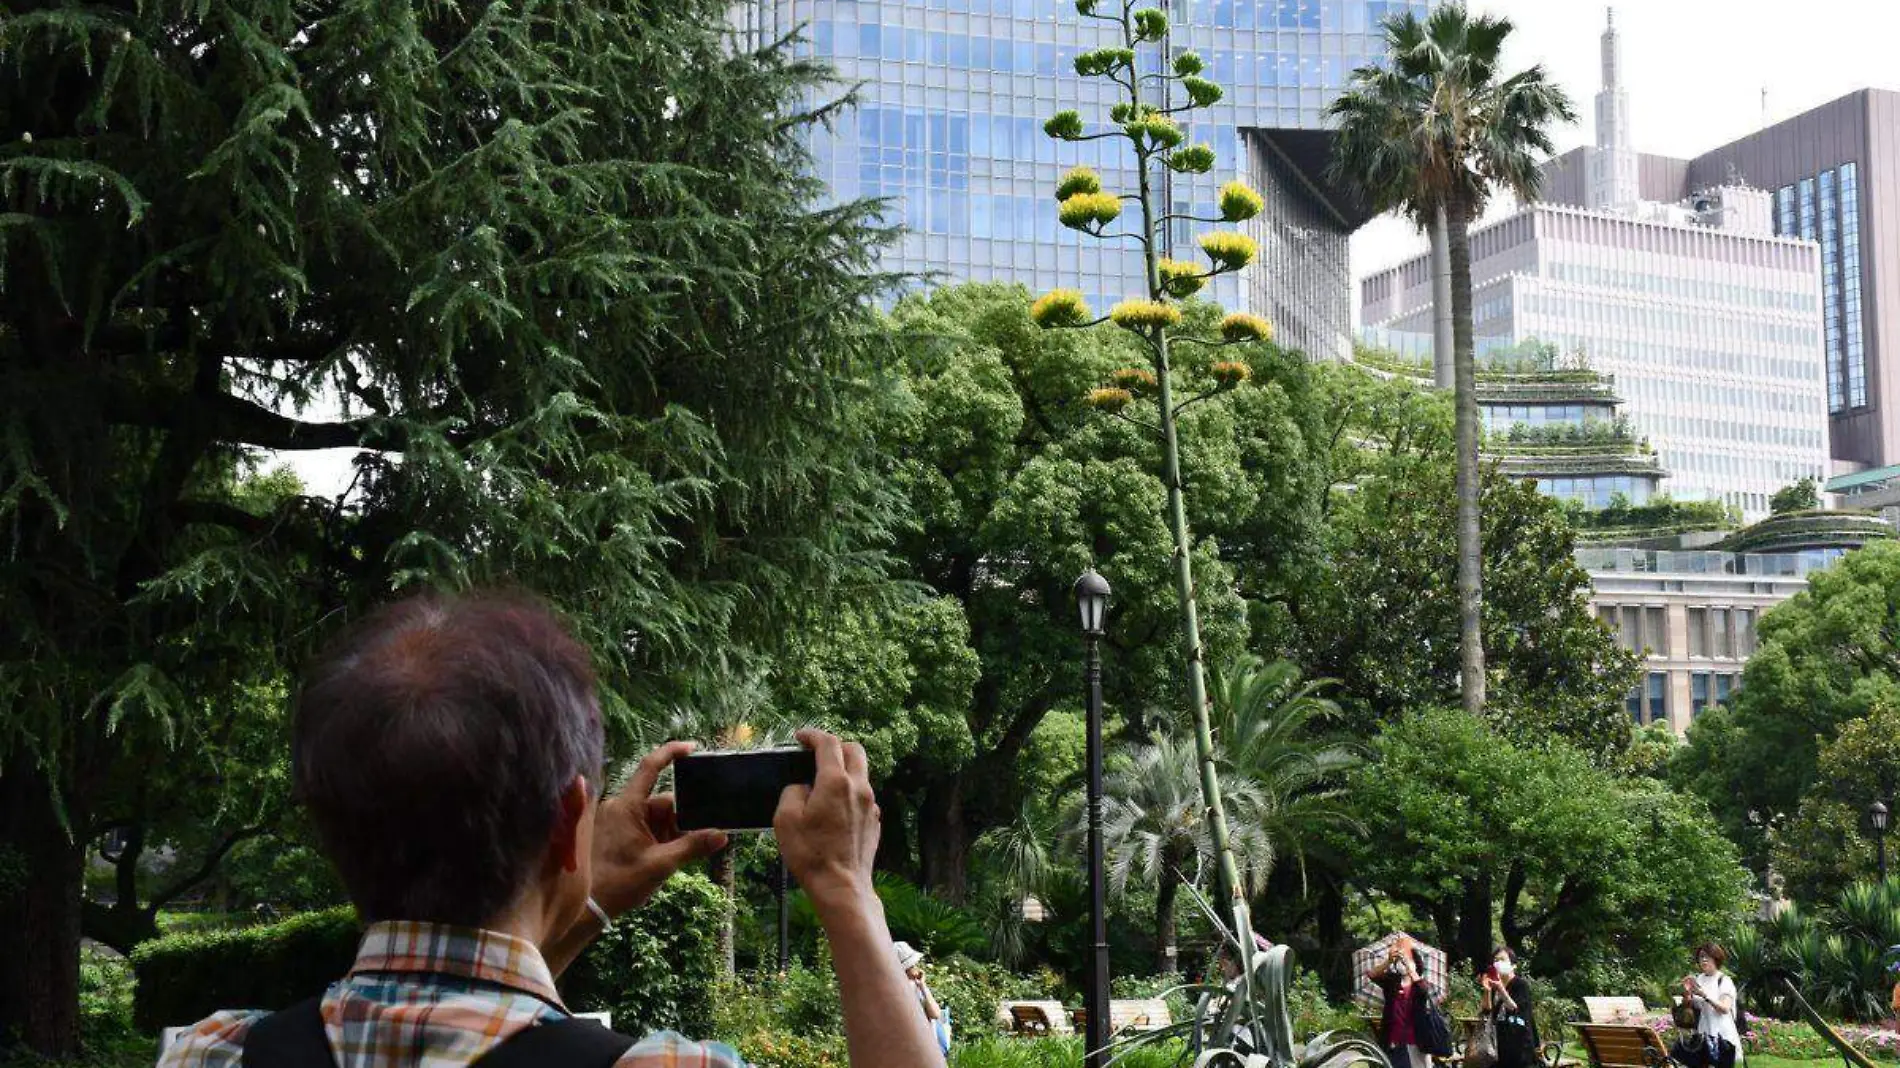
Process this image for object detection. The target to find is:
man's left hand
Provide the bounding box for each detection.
[590,741,728,919]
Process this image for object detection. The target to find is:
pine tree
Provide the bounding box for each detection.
[0,0,898,1054]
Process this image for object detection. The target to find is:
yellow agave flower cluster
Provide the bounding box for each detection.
[1158,257,1206,298]
[1060,192,1121,230]
[1210,360,1254,388]
[1200,231,1258,270]
[1220,312,1273,343]
[1218,180,1264,222]
[1054,167,1118,232]
[1031,288,1093,328]
[1086,387,1135,412]
[1110,299,1184,330]
[1110,367,1159,393]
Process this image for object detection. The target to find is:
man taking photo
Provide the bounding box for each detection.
[160,591,945,1068]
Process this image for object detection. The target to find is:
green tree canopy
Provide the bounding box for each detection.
[1,0,899,1052]
[1674,541,1900,865]
[1768,703,1900,902]
[1771,476,1822,515]
[872,283,1329,898]
[1295,368,1639,761]
[1337,709,1747,989]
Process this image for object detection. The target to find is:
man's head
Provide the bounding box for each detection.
[292,590,603,929]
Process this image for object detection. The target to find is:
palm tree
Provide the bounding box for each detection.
[1206,656,1362,887]
[1327,5,1576,718]
[1101,733,1273,974]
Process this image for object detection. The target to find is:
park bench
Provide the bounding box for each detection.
[1109,998,1173,1033]
[1574,1022,1675,1068]
[999,1000,1073,1036]
[1583,998,1650,1025]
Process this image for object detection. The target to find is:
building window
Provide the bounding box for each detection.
[1842,162,1867,409]
[1687,607,1708,658]
[1714,673,1737,708]
[1820,169,1845,414]
[1735,608,1756,657]
[1626,686,1644,724]
[1712,607,1732,658]
[1644,606,1667,656]
[1647,671,1669,726]
[1692,672,1712,719]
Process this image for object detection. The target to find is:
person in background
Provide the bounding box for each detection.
[1681,942,1744,1068]
[1480,946,1539,1068]
[896,942,950,1054]
[1368,937,1432,1068]
[159,591,945,1068]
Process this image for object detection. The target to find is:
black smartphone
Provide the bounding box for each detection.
[675,747,818,831]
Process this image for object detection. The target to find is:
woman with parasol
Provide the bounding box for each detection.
[1368,935,1435,1068]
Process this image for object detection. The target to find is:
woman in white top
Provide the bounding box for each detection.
[1681,942,1744,1066]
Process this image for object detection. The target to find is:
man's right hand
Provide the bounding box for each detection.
[775,728,881,913]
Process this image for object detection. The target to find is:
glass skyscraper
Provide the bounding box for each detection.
[739,0,1427,360]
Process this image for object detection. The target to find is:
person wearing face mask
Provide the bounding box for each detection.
[1480,947,1538,1068]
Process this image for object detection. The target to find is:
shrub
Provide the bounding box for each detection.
[130,907,360,1031]
[130,874,724,1038]
[734,1031,851,1068]
[1286,967,1360,1036]
[560,872,726,1037]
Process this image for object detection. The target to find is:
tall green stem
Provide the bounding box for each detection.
[1123,8,1261,1013]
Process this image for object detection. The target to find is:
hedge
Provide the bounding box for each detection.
[131,873,726,1038]
[130,907,359,1031]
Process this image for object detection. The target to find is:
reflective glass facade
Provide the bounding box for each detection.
[749,0,1425,358]
[1776,162,1868,414]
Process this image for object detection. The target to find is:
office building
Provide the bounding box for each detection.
[743,0,1429,360]
[1583,504,1891,735]
[1543,79,1900,471]
[1360,13,1830,522]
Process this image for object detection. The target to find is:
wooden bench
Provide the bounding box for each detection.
[1574,1022,1675,1068]
[1109,998,1173,1033]
[1583,998,1650,1025]
[999,1000,1074,1036]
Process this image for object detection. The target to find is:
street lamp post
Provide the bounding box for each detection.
[777,853,791,972]
[1074,569,1112,1068]
[1871,800,1890,882]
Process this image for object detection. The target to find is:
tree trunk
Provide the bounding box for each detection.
[1447,201,1487,716]
[873,786,915,881]
[0,756,85,1060]
[707,844,736,977]
[1431,206,1455,391]
[1156,869,1180,974]
[918,780,970,903]
[1455,874,1494,973]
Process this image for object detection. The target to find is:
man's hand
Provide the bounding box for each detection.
[774,728,880,914]
[590,741,728,918]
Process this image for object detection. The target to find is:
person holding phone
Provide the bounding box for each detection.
[1480,947,1538,1068]
[1678,943,1743,1068]
[158,590,945,1068]
[1368,937,1433,1068]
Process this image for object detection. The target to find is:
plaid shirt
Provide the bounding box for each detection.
[158,921,747,1068]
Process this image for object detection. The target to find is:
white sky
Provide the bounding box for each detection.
[1351,0,1900,291]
